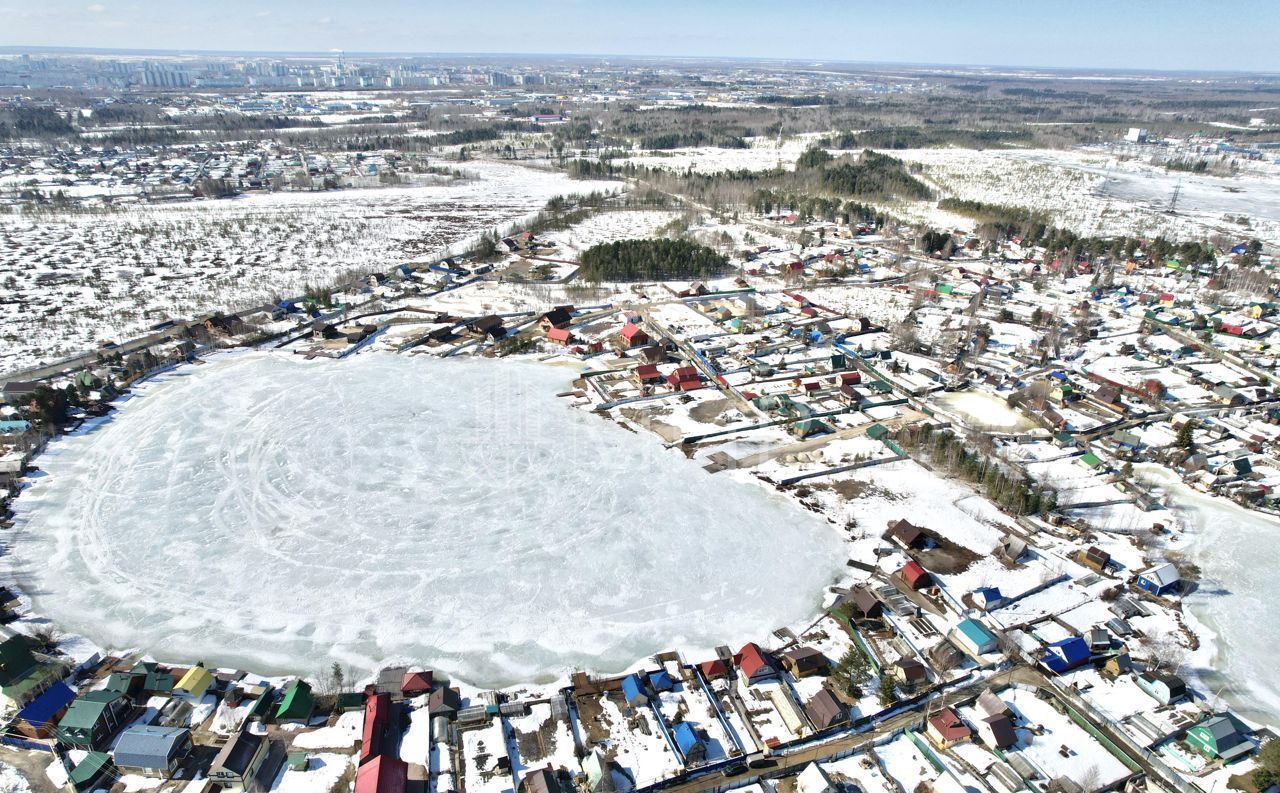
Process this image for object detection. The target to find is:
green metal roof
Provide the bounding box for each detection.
[58,690,122,732]
[1080,452,1103,467]
[275,679,314,721]
[69,752,112,786]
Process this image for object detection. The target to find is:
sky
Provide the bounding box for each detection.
[2,0,1278,73]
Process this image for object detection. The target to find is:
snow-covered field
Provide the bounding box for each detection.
[893,148,1280,247]
[0,160,617,376]
[930,390,1037,432]
[8,351,844,686]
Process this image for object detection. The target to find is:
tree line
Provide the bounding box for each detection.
[938,197,1223,265]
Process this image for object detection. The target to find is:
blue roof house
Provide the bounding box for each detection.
[1041,637,1091,675]
[16,681,77,738]
[972,587,1004,611]
[672,722,705,765]
[647,670,676,693]
[620,675,648,708]
[952,618,998,656]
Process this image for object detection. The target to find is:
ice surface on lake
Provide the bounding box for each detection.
[1139,467,1280,723]
[12,353,844,685]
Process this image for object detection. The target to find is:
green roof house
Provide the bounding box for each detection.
[68,751,114,792]
[57,689,132,750]
[131,661,175,695]
[275,679,315,724]
[0,635,66,710]
[866,423,889,440]
[1078,452,1103,469]
[1186,714,1253,763]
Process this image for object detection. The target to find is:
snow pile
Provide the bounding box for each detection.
[11,352,844,686]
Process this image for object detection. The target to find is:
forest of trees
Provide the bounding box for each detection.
[819,151,933,200]
[0,107,76,140]
[578,238,728,282]
[820,127,1033,150]
[893,424,1059,517]
[637,130,747,150]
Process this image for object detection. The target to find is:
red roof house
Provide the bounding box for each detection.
[900,561,931,590]
[546,327,572,345]
[400,671,433,698]
[926,707,972,748]
[634,363,663,383]
[698,659,730,681]
[360,693,391,765]
[733,643,777,684]
[620,323,650,348]
[355,755,408,793]
[667,366,702,391]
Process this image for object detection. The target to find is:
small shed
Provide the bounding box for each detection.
[899,561,931,590]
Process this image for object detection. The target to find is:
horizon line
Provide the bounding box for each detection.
[2,44,1278,79]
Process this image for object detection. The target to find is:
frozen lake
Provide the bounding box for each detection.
[11,353,845,686]
[1139,467,1280,723]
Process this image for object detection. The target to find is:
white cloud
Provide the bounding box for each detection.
[86,3,106,11]
[254,10,270,17]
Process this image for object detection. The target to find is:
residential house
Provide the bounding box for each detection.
[697,659,729,681]
[68,752,114,792]
[781,647,829,678]
[0,635,66,710]
[539,307,574,331]
[796,763,836,793]
[545,327,573,346]
[1185,714,1253,763]
[733,643,778,684]
[174,665,215,699]
[846,587,882,620]
[666,366,702,392]
[888,519,926,549]
[582,748,628,793]
[208,729,270,791]
[672,722,705,765]
[620,323,649,348]
[112,725,192,777]
[976,713,1017,749]
[466,316,506,340]
[1041,637,1091,675]
[1136,671,1187,705]
[647,670,675,693]
[926,707,972,748]
[804,687,846,730]
[362,692,394,763]
[633,363,663,386]
[400,670,433,699]
[57,690,132,749]
[356,754,409,793]
[427,687,462,720]
[893,658,927,687]
[274,679,314,724]
[14,680,77,739]
[1136,563,1181,596]
[952,618,999,656]
[1081,546,1111,573]
[620,674,648,708]
[972,587,1004,611]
